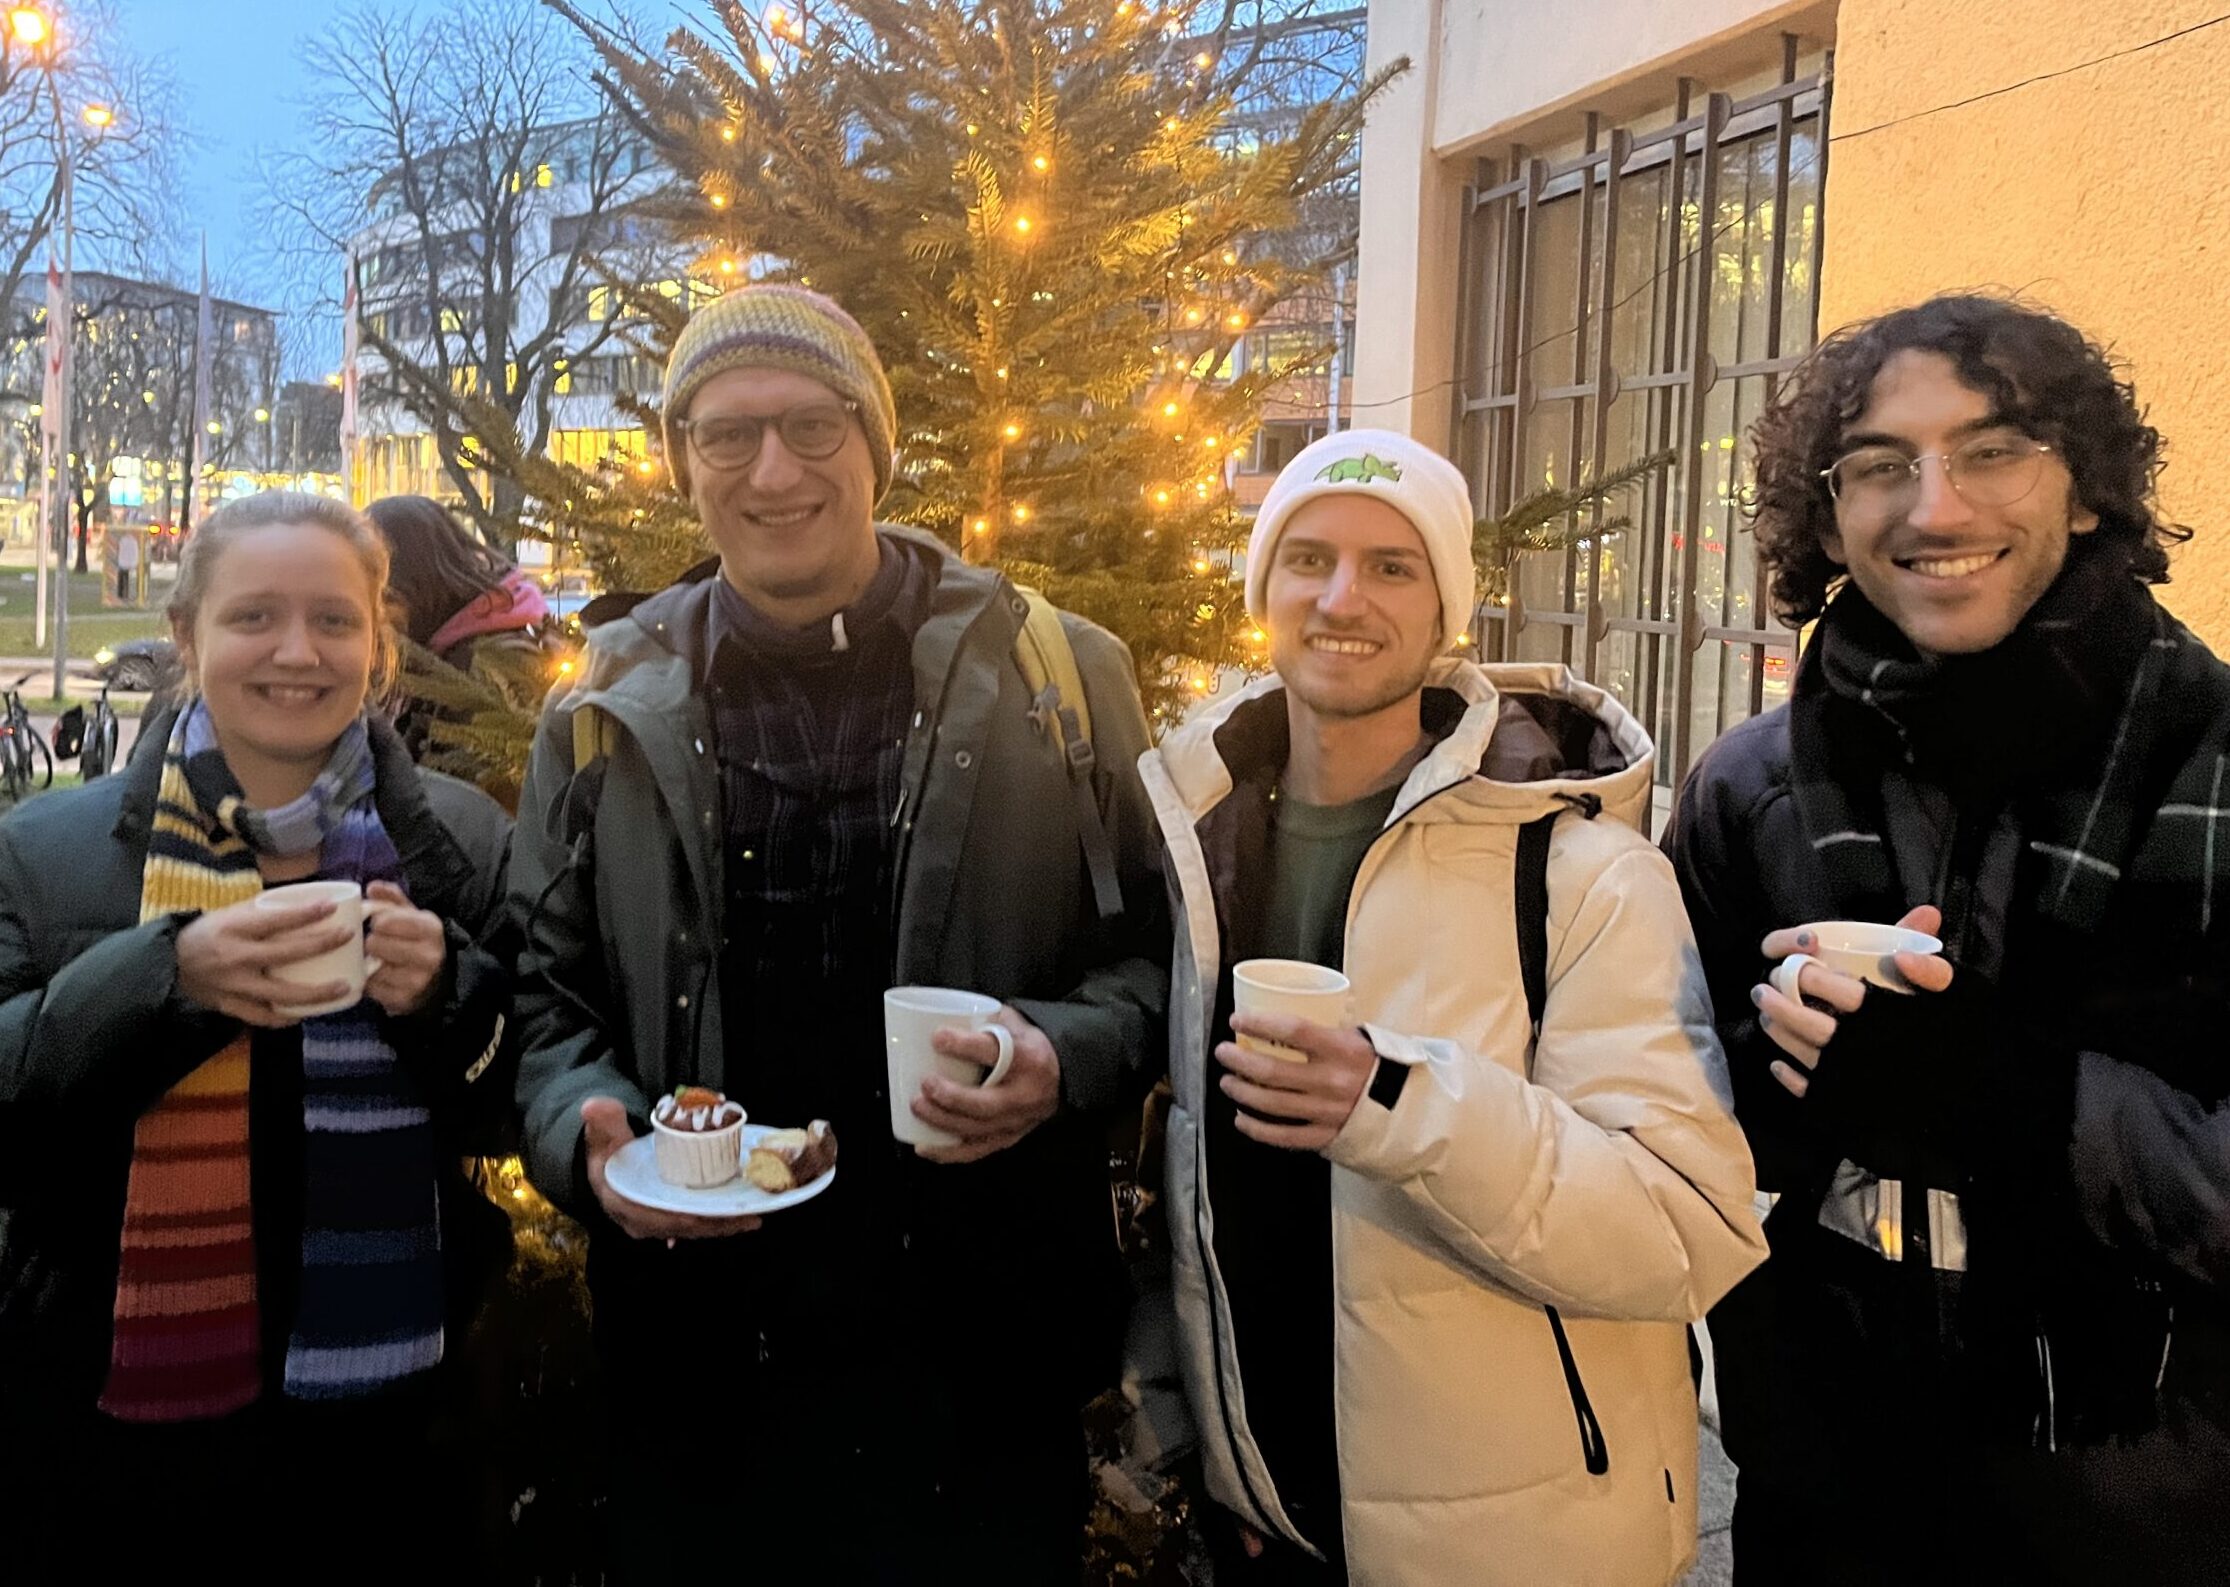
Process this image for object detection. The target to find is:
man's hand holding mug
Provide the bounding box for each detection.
[1752,905,1953,1098]
[888,988,1061,1165]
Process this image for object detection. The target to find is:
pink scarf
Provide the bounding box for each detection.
[426,570,550,654]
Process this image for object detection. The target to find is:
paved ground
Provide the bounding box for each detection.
[1683,1429,1737,1586]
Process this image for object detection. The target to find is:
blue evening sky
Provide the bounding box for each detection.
[111,0,397,300]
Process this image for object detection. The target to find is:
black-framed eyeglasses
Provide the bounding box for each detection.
[1820,433,2057,515]
[674,399,859,470]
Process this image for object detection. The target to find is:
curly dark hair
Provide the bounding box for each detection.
[1748,293,2191,627]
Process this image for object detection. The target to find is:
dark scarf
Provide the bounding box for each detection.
[1789,544,2171,954]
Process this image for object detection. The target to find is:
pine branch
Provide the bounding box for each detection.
[1472,448,1677,607]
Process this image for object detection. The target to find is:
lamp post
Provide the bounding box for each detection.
[10,6,112,699]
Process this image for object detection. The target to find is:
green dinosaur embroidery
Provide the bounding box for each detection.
[1315,453,1402,485]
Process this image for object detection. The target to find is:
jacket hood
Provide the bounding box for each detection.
[1150,657,1656,832]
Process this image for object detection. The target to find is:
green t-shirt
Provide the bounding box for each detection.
[1259,781,1402,969]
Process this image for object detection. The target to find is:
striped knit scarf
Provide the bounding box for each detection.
[101,702,444,1422]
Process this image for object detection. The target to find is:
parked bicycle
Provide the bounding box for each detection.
[1,674,54,804]
[79,683,120,781]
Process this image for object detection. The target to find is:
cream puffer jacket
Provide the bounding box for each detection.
[1140,660,1766,1586]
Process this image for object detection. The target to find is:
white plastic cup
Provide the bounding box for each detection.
[883,987,1017,1148]
[1232,958,1353,1063]
[1770,919,1943,1000]
[254,879,390,1018]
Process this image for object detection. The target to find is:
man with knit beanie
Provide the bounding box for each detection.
[1138,429,1764,1584]
[511,284,1167,1581]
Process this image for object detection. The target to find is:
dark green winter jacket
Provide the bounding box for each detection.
[509,528,1168,1392]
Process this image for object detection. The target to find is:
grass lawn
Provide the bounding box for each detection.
[0,568,167,659]
[15,694,146,716]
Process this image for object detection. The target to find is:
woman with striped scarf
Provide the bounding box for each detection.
[0,491,516,1581]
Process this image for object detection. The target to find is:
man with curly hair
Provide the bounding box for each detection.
[1665,294,2230,1583]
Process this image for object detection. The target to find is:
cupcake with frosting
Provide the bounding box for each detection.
[650,1086,747,1187]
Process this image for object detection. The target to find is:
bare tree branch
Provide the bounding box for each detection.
[254,0,668,543]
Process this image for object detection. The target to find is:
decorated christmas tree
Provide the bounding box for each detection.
[518,0,1390,727]
[431,8,1386,1574]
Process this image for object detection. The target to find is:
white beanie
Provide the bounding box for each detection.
[1245,428,1477,648]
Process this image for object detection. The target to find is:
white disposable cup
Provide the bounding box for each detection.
[1232,958,1352,1063]
[884,987,1017,1148]
[1770,920,1943,1000]
[254,879,391,1018]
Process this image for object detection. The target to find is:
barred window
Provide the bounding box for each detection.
[1452,41,1831,811]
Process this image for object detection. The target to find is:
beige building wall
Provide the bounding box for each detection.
[1354,0,1826,444]
[1820,0,2230,642]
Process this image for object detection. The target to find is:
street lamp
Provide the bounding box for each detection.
[11,4,117,698]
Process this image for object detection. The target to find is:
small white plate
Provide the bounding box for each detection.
[601,1124,836,1217]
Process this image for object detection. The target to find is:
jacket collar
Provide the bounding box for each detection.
[1150,657,1660,832]
[579,524,1011,715]
[115,706,476,916]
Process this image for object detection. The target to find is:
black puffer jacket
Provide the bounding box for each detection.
[0,713,518,1418]
[1666,606,2230,1583]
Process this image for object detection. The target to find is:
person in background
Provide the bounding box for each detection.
[114,522,139,603]
[0,490,517,1582]
[367,494,566,786]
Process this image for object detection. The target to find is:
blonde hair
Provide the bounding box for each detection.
[168,490,398,698]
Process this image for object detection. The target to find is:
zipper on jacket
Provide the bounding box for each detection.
[1546,1306,1610,1476]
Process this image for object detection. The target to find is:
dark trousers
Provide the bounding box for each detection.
[1733,1436,2230,1587]
[10,1381,473,1584]
[602,1384,1088,1584]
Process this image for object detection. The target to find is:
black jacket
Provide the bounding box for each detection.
[0,714,518,1418]
[1666,634,2230,1581]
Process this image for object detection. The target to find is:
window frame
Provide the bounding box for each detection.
[1449,39,1834,809]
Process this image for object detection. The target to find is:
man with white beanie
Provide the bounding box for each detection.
[1138,428,1765,1584]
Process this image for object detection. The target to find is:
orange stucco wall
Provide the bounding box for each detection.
[1821,0,2230,641]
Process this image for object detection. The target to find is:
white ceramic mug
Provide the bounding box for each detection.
[254,879,392,1018]
[1232,958,1353,1062]
[1770,919,1943,1000]
[883,986,1017,1147]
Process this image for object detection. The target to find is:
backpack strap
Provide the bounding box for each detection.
[1515,798,1612,1477]
[570,701,617,776]
[1012,586,1093,747]
[1012,586,1123,923]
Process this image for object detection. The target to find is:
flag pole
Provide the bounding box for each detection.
[340,250,361,504]
[186,232,213,535]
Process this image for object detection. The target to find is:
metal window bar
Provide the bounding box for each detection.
[1451,39,1832,822]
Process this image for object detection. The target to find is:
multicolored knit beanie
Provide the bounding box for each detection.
[660,284,897,501]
